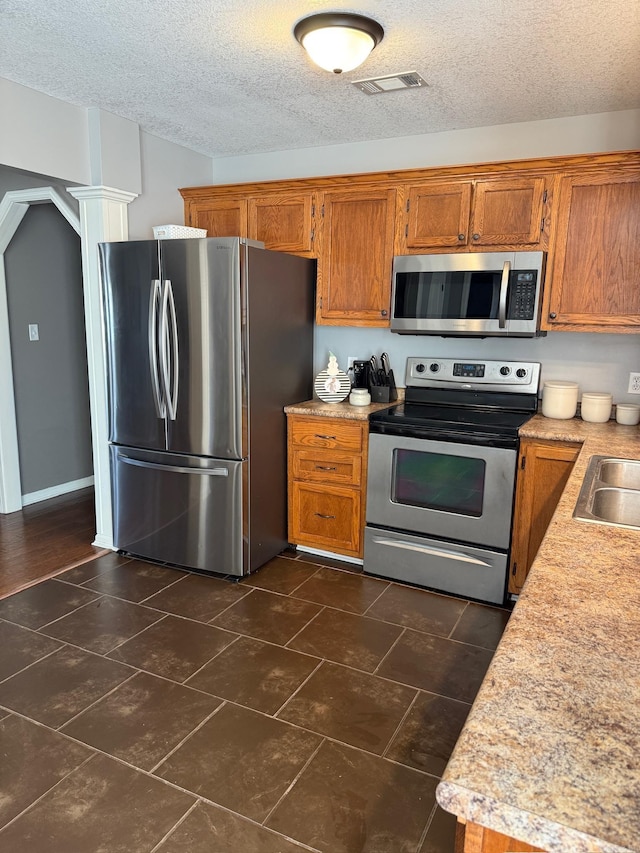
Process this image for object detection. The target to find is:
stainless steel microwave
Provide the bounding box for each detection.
[390,251,546,337]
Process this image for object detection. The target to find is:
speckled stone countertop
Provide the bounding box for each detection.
[284,391,403,421]
[437,413,640,853]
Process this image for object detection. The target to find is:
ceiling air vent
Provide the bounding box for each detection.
[352,71,427,95]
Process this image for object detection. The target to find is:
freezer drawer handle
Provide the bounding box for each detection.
[371,536,492,567]
[119,454,229,477]
[315,512,336,519]
[149,280,166,418]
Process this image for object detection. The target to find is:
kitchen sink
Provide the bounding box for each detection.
[574,456,640,530]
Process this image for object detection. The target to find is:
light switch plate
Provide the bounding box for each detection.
[28,324,39,341]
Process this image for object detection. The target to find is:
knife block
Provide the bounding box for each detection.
[370,370,398,403]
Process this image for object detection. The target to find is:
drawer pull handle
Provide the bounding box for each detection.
[316,465,337,471]
[315,512,336,519]
[315,434,336,440]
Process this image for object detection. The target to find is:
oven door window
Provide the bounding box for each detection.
[392,448,486,517]
[394,270,502,320]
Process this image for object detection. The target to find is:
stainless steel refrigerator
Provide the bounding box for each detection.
[99,237,315,577]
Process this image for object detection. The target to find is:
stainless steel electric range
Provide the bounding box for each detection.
[364,357,541,605]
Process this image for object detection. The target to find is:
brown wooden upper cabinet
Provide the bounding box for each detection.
[315,186,396,326]
[247,192,316,256]
[542,169,640,332]
[187,198,248,238]
[186,192,315,257]
[396,176,547,253]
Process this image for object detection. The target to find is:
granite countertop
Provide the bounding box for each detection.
[284,393,403,421]
[437,414,640,852]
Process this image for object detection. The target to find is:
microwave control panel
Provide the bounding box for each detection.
[507,272,538,320]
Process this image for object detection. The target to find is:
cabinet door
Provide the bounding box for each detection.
[509,438,580,594]
[470,177,546,246]
[187,199,248,237]
[248,193,315,256]
[543,171,640,331]
[290,481,362,556]
[400,181,472,250]
[316,187,396,326]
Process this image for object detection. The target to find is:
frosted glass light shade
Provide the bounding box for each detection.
[294,13,384,75]
[301,26,375,74]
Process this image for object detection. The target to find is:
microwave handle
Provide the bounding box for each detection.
[498,261,511,328]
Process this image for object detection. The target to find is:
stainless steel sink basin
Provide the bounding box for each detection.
[574,456,640,530]
[590,487,640,527]
[599,459,640,490]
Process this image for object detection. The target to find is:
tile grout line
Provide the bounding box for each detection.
[148,799,201,853]
[372,625,408,676]
[447,600,469,640]
[283,605,328,649]
[260,737,327,830]
[360,579,392,616]
[182,633,244,683]
[271,656,325,719]
[0,746,98,837]
[57,668,141,732]
[0,642,67,688]
[380,686,421,760]
[415,799,440,853]
[149,700,227,775]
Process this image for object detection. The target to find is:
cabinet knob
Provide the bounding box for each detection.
[549,312,557,320]
[457,233,465,241]
[472,233,480,241]
[381,309,388,316]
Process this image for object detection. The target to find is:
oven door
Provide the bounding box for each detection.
[366,433,517,550]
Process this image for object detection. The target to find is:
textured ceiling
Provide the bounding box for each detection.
[1,0,639,158]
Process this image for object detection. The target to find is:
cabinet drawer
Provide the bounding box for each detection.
[289,417,364,452]
[290,482,361,555]
[292,449,362,486]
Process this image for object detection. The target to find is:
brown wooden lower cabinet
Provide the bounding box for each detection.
[461,820,543,852]
[509,437,581,594]
[287,414,368,559]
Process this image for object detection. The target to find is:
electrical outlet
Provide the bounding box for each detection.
[628,372,640,394]
[347,356,357,370]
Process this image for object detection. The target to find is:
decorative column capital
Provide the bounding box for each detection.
[67,185,138,205]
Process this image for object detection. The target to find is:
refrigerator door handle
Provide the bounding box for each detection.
[118,453,229,477]
[149,280,166,418]
[161,279,179,421]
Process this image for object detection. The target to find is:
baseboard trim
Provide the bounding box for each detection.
[296,545,363,566]
[22,476,95,507]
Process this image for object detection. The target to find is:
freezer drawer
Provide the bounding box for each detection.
[363,525,508,605]
[111,445,244,576]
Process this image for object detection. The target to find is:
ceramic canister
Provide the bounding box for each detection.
[541,380,579,419]
[581,391,613,423]
[615,403,640,425]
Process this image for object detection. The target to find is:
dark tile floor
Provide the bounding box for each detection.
[0,550,510,852]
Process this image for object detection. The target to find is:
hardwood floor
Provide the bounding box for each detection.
[0,488,104,599]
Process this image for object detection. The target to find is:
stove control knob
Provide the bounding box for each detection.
[516,368,527,378]
[499,366,511,376]
[429,362,440,373]
[415,363,426,373]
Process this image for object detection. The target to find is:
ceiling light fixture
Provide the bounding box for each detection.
[294,12,384,75]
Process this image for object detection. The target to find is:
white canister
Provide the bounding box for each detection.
[349,387,371,406]
[581,392,612,423]
[615,403,640,425]
[541,380,579,419]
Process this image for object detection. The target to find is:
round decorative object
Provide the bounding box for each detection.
[314,352,351,403]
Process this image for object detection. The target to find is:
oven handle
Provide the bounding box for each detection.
[370,536,493,567]
[498,260,511,328]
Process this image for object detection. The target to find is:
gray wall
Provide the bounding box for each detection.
[2,166,92,496]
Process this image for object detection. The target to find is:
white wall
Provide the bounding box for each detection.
[209,109,640,407]
[0,79,91,185]
[211,109,640,184]
[127,132,214,240]
[0,77,215,232]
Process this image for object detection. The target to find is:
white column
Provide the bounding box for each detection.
[67,185,137,549]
